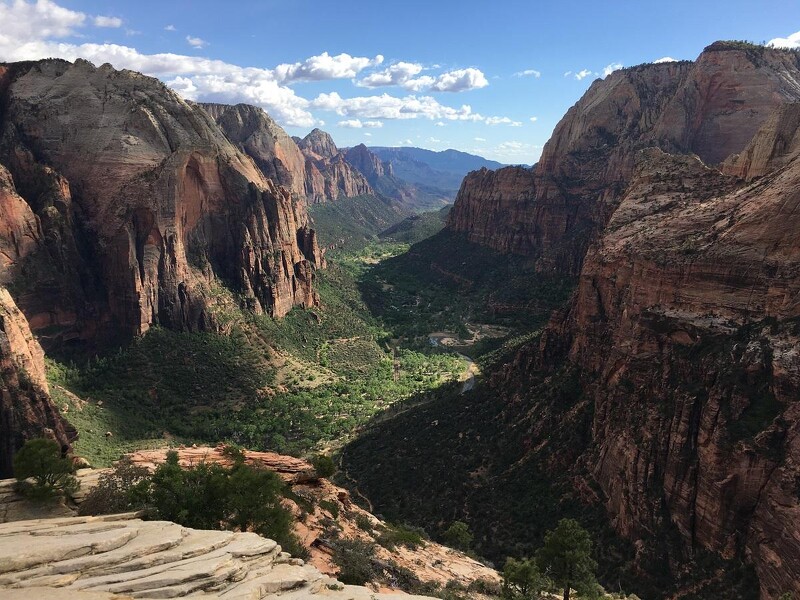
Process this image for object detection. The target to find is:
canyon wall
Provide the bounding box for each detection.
[447,42,800,274]
[0,59,323,349]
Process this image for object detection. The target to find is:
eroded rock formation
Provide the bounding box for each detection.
[0,287,73,477]
[447,42,800,274]
[296,130,373,203]
[0,59,323,348]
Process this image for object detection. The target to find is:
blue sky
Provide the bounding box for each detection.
[1,0,799,163]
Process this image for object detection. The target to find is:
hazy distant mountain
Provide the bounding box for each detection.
[369,147,509,193]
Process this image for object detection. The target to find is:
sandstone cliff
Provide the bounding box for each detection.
[0,59,323,349]
[447,43,800,274]
[297,129,374,203]
[0,287,73,477]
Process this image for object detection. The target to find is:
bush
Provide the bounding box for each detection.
[377,523,427,550]
[319,499,340,518]
[502,557,547,600]
[13,438,79,502]
[354,512,373,531]
[332,538,377,585]
[312,454,336,478]
[443,521,473,552]
[78,458,151,515]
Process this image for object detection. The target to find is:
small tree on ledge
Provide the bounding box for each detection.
[13,438,79,502]
[535,518,597,600]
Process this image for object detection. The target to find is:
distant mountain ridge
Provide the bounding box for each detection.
[369,146,509,192]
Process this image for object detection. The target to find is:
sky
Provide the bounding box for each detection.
[0,1,799,164]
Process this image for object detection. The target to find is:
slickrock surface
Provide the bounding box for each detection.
[0,287,74,477]
[122,447,500,589]
[447,43,800,273]
[0,58,323,348]
[0,513,436,600]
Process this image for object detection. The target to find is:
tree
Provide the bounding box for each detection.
[332,538,377,585]
[443,520,473,552]
[502,557,547,600]
[312,454,336,478]
[13,438,79,502]
[535,519,597,600]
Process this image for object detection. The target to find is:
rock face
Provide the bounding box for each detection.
[447,43,800,274]
[296,130,374,203]
[0,59,323,348]
[0,287,73,477]
[201,102,308,200]
[0,513,436,600]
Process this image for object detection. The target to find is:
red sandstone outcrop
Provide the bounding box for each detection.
[539,135,800,597]
[297,130,373,203]
[0,164,40,284]
[0,287,73,477]
[447,43,800,274]
[0,58,323,347]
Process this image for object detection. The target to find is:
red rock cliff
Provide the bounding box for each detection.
[447,43,800,274]
[0,59,323,348]
[0,287,74,477]
[296,129,373,203]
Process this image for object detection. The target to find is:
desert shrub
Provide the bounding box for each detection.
[319,499,340,518]
[442,520,473,552]
[354,512,373,531]
[332,538,377,585]
[312,454,336,478]
[377,523,427,550]
[13,438,79,502]
[502,557,547,600]
[78,458,151,515]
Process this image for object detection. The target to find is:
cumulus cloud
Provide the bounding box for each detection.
[186,35,207,48]
[275,52,383,83]
[357,61,423,87]
[94,15,122,28]
[337,119,383,128]
[358,64,488,93]
[0,0,499,131]
[654,56,677,63]
[513,69,541,78]
[529,116,538,122]
[435,121,446,127]
[164,24,176,31]
[602,62,623,78]
[429,68,488,92]
[768,31,800,49]
[574,69,593,80]
[312,91,486,122]
[486,116,522,126]
[474,137,487,142]
[428,137,441,143]
[563,71,572,77]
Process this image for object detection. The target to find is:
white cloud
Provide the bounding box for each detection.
[164,24,176,31]
[474,137,486,142]
[574,69,593,80]
[429,68,488,92]
[399,139,413,145]
[427,137,441,143]
[275,52,383,83]
[358,64,488,93]
[312,91,486,122]
[357,61,423,87]
[513,69,541,78]
[435,121,445,127]
[364,132,372,137]
[337,119,383,128]
[529,116,538,122]
[186,35,207,49]
[768,31,800,49]
[94,15,122,28]
[486,116,522,126]
[563,71,572,77]
[654,56,677,63]
[0,0,86,39]
[602,62,623,78]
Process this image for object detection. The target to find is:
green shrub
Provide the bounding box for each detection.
[354,512,373,531]
[377,523,427,550]
[442,521,473,552]
[319,499,340,518]
[78,458,151,515]
[312,454,336,478]
[502,557,547,599]
[331,538,377,585]
[13,438,79,502]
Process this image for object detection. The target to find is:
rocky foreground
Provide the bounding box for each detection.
[0,513,434,600]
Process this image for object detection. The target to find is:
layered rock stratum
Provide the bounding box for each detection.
[0,58,323,349]
[0,513,437,600]
[447,42,800,274]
